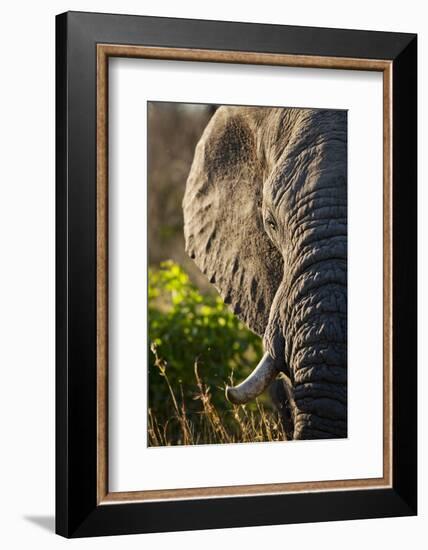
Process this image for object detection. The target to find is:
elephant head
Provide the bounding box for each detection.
[183,106,347,440]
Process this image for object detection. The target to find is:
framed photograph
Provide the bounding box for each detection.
[56,11,417,537]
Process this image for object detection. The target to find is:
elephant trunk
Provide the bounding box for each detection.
[283,240,347,439]
[225,251,347,439]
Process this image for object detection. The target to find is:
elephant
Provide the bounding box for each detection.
[182,106,347,440]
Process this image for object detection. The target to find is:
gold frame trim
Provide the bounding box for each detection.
[96,44,393,505]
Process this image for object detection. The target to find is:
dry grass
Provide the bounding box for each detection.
[148,344,286,446]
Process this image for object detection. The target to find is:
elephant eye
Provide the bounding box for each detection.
[266,215,278,232]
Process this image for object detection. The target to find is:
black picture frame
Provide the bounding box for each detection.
[56,11,417,538]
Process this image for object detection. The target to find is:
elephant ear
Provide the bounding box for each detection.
[183,107,283,337]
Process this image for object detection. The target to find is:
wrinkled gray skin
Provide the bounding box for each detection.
[183,106,347,440]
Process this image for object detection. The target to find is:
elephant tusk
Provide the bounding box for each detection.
[225,352,279,405]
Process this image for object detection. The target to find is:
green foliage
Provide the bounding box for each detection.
[148,261,263,429]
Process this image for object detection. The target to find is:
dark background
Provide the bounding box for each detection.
[148,102,215,291]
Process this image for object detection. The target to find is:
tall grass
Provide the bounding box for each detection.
[148,344,286,446]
